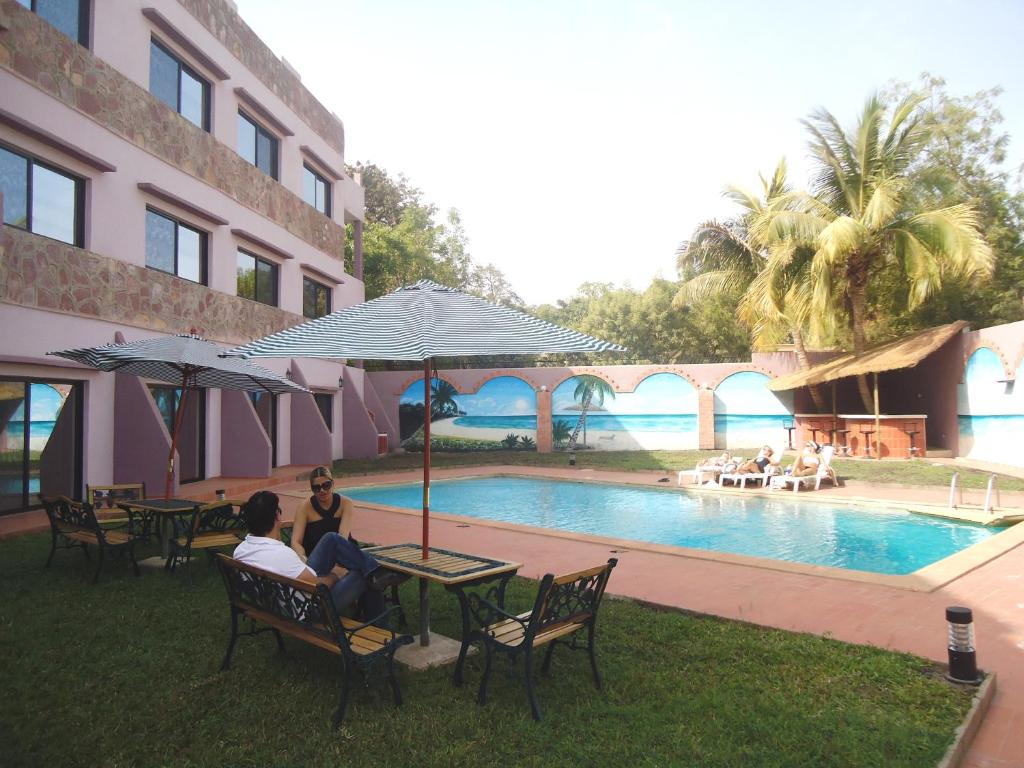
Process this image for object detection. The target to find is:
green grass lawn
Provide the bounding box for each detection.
[0,533,976,768]
[333,449,1024,491]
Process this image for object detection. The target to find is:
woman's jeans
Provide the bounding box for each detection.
[306,533,385,620]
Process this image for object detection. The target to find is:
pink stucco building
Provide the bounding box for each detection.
[0,0,370,512]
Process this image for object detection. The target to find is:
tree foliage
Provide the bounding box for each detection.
[346,162,522,307]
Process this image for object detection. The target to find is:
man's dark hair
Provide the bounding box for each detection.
[244,490,279,536]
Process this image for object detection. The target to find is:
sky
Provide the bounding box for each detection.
[234,0,1024,306]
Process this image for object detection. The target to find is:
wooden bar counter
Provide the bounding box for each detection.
[794,414,927,458]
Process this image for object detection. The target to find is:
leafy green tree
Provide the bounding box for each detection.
[676,160,825,408]
[876,75,1024,331]
[763,94,994,410]
[551,419,572,448]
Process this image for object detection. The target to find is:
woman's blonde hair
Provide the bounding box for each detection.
[309,466,332,484]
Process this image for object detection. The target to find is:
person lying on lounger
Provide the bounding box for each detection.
[698,451,733,468]
[789,441,821,477]
[736,446,774,474]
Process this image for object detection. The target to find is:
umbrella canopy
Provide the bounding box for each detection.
[229,280,626,360]
[50,333,308,497]
[228,280,626,557]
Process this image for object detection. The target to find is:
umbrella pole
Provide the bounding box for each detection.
[422,358,431,559]
[165,368,192,499]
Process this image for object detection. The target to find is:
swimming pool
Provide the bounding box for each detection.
[343,476,997,575]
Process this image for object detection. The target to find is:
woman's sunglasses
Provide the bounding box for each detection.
[311,480,333,493]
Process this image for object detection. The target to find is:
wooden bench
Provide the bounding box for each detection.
[39,495,142,583]
[166,501,247,582]
[468,558,617,720]
[215,554,413,727]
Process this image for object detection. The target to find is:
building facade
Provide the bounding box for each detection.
[0,0,371,514]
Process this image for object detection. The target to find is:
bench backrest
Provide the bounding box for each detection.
[182,501,246,538]
[43,496,103,537]
[215,553,348,651]
[86,483,146,511]
[527,558,617,640]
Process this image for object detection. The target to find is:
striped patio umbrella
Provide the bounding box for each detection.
[228,280,626,558]
[50,333,308,498]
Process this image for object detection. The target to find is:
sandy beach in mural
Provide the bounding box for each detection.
[429,416,697,450]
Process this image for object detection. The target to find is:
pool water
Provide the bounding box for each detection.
[343,476,996,575]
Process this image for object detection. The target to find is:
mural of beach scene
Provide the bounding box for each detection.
[713,371,793,450]
[957,348,1024,467]
[399,375,538,449]
[551,373,698,451]
[1,382,74,510]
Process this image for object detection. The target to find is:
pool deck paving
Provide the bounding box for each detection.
[298,465,1023,768]
[5,464,1022,765]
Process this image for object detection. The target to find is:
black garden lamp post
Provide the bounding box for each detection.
[945,606,982,685]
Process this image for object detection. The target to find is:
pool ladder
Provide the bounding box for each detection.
[948,472,999,513]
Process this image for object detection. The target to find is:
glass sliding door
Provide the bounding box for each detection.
[249,392,277,468]
[149,386,205,484]
[0,378,82,514]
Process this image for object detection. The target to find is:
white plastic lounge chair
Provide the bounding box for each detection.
[771,445,837,492]
[720,443,787,489]
[678,465,720,486]
[677,459,742,486]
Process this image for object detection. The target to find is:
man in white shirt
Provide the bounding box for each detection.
[234,490,384,618]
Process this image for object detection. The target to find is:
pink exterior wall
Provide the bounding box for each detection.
[220,389,271,477]
[113,371,173,494]
[341,366,383,459]
[287,363,331,467]
[0,0,363,507]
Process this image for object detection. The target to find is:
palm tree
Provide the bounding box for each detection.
[430,378,460,420]
[676,160,828,410]
[762,94,993,410]
[567,375,615,450]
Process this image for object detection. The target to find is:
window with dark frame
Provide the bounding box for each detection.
[237,111,278,179]
[236,249,279,306]
[313,393,333,432]
[16,0,89,47]
[149,39,210,131]
[302,164,331,216]
[145,208,207,284]
[302,276,332,319]
[0,144,84,247]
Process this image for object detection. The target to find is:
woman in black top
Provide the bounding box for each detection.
[290,466,353,562]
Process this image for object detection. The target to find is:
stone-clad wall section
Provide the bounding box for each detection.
[1,228,303,345]
[175,0,345,156]
[0,0,346,260]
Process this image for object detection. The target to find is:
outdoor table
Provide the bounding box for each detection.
[118,498,199,556]
[363,544,522,685]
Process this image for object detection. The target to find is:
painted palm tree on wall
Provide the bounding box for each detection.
[430,378,461,419]
[567,375,616,450]
[551,419,573,449]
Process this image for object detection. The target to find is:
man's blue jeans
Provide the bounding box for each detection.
[306,533,385,619]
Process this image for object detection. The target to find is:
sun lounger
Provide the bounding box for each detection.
[677,460,742,486]
[720,443,787,489]
[771,445,837,492]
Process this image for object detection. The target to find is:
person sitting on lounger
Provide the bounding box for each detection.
[736,446,774,474]
[234,490,386,620]
[789,441,821,477]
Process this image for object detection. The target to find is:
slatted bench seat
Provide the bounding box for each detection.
[39,495,142,583]
[468,558,617,720]
[216,554,413,727]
